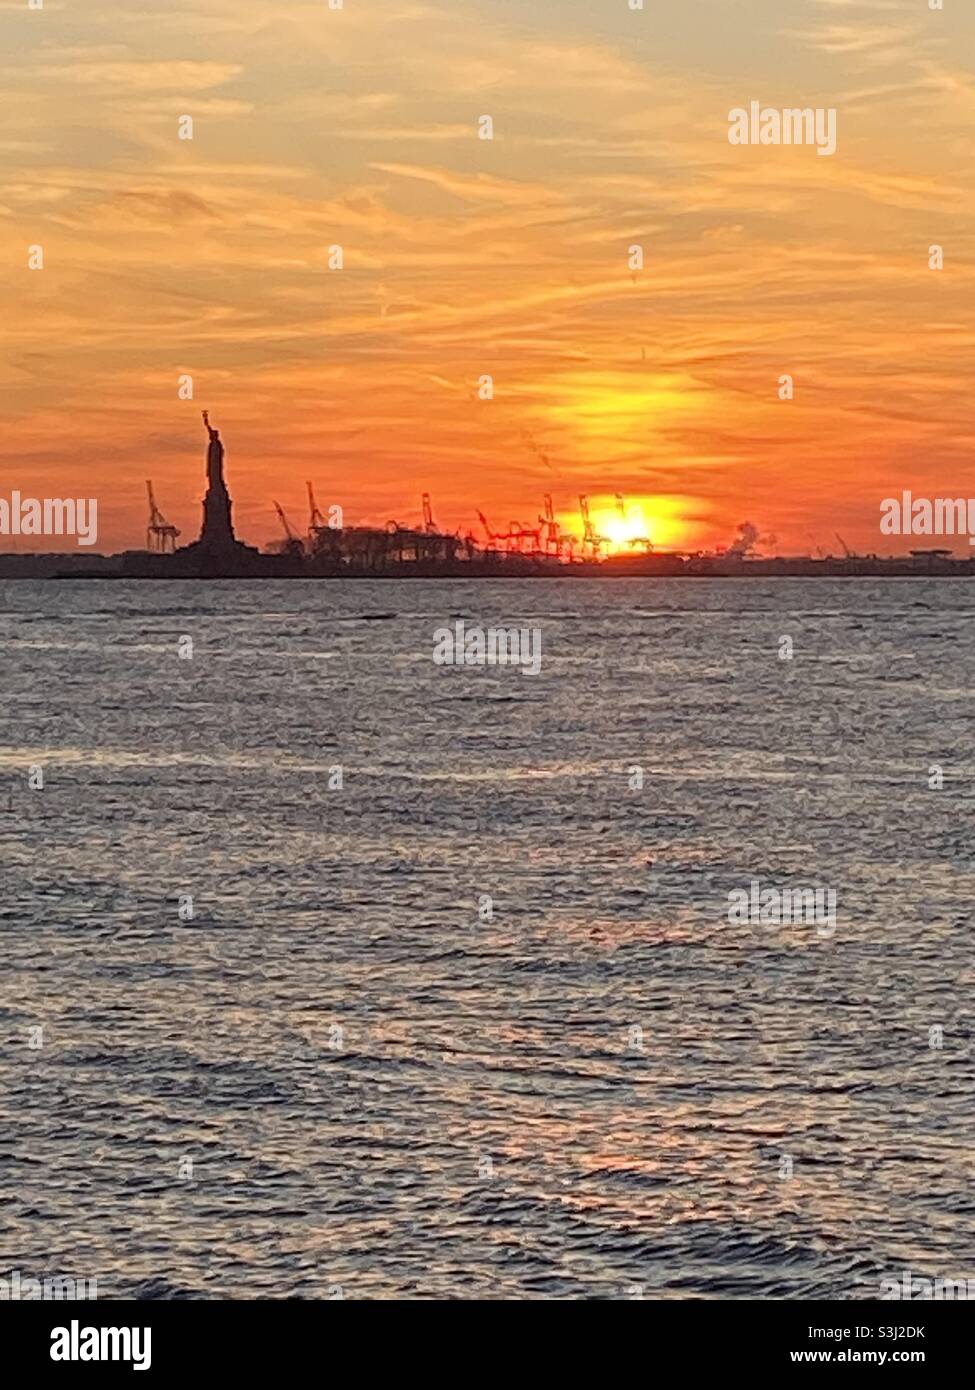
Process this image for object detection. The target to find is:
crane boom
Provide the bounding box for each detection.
[274,501,299,542]
[145,479,180,553]
[578,494,607,558]
[307,481,326,531]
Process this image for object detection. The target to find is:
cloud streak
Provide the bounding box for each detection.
[1,0,973,554]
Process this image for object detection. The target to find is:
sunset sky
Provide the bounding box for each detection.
[3,0,975,554]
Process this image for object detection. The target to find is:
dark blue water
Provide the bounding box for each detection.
[1,578,972,1298]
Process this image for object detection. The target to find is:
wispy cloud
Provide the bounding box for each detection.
[1,0,973,553]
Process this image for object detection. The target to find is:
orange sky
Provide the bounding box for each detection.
[3,0,975,555]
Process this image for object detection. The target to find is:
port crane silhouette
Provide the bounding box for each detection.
[578,494,609,558]
[145,480,180,554]
[273,500,305,557]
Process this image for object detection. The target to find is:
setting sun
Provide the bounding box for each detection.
[556,496,696,554]
[600,502,653,552]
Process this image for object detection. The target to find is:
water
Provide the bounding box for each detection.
[1,577,972,1299]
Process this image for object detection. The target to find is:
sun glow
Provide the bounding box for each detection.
[601,505,652,551]
[557,496,691,554]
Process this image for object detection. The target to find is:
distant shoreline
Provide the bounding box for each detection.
[0,552,972,581]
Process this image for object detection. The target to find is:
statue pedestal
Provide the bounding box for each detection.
[201,483,235,551]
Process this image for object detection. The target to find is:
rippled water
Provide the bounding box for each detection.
[1,577,973,1299]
